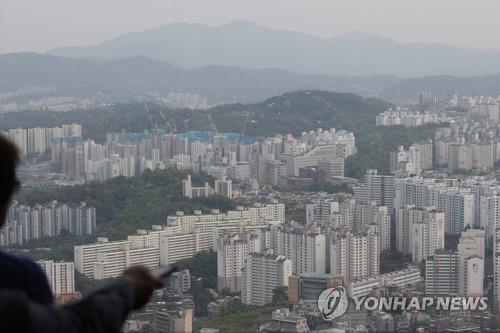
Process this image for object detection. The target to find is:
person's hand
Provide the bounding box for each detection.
[123,266,163,310]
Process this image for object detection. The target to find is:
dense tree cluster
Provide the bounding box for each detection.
[7,170,235,261]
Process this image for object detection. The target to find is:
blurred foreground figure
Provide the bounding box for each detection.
[0,266,161,333]
[0,135,161,332]
[0,135,53,304]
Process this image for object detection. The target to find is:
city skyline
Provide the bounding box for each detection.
[2,3,500,329]
[3,89,500,331]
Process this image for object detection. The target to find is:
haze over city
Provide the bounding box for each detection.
[2,1,500,332]
[2,0,500,53]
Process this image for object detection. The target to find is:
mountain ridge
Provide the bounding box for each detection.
[0,52,399,104]
[48,21,500,77]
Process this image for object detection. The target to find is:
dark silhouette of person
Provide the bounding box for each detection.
[0,135,53,304]
[0,134,166,332]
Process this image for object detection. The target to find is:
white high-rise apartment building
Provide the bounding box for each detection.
[330,229,379,283]
[480,195,500,239]
[225,202,285,225]
[395,205,414,255]
[408,209,445,263]
[458,229,485,297]
[7,128,29,156]
[376,108,447,127]
[462,256,484,297]
[164,203,284,233]
[93,246,159,280]
[472,143,494,171]
[353,202,390,251]
[27,127,48,154]
[160,230,212,265]
[494,227,500,313]
[217,233,262,292]
[439,190,474,234]
[241,253,292,306]
[413,140,433,170]
[37,260,75,295]
[4,124,83,157]
[373,206,391,252]
[426,229,484,297]
[273,225,326,275]
[448,143,473,172]
[354,169,395,211]
[74,238,132,278]
[426,249,459,296]
[394,177,474,235]
[76,203,285,280]
[128,225,177,250]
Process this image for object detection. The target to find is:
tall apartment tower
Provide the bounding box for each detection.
[480,195,500,239]
[37,260,75,295]
[425,249,459,296]
[241,253,292,306]
[408,209,445,263]
[354,169,395,211]
[330,229,380,283]
[494,227,500,313]
[216,233,261,292]
[374,206,391,252]
[413,140,433,170]
[273,225,326,275]
[448,143,472,172]
[395,205,415,255]
[458,229,485,296]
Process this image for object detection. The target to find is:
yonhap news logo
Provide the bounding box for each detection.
[317,288,488,322]
[317,287,349,321]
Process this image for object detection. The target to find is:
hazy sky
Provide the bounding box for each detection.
[1,0,500,54]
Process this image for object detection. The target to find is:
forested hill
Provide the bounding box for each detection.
[0,90,392,138]
[201,90,392,136]
[16,169,235,242]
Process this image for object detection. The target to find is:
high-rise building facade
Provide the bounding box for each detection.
[330,229,380,283]
[426,249,459,296]
[216,232,262,292]
[37,260,75,295]
[458,229,485,297]
[273,225,326,275]
[408,209,445,263]
[241,253,292,306]
[354,169,395,211]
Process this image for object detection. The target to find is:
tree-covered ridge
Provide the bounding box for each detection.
[346,124,439,179]
[16,169,235,240]
[0,90,392,139]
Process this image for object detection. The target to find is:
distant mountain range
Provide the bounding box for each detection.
[0,53,399,104]
[3,52,500,105]
[49,21,500,77]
